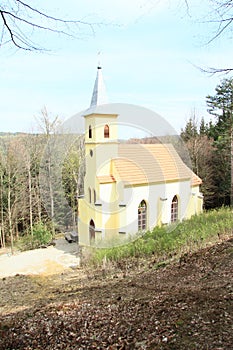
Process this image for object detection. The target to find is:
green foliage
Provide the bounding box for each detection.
[207,78,233,121]
[181,77,233,208]
[62,145,80,212]
[199,117,209,135]
[180,117,198,142]
[89,207,233,266]
[32,222,53,245]
[206,77,233,207]
[17,222,53,251]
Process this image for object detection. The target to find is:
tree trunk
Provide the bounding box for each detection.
[8,181,14,255]
[0,172,5,248]
[231,128,233,207]
[28,166,33,235]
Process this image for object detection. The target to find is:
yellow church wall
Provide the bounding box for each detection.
[84,114,119,186]
[157,198,162,226]
[84,113,118,143]
[85,144,118,179]
[77,198,88,245]
[99,183,117,205]
[78,190,104,246]
[78,180,121,245]
[197,196,203,214]
[186,195,195,219]
[119,179,202,235]
[184,185,203,220]
[78,177,203,246]
[78,112,203,245]
[76,67,204,246]
[96,145,118,176]
[157,197,168,226]
[99,182,119,236]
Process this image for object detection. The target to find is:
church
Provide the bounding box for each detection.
[77,67,203,246]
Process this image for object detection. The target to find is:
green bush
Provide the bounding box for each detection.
[90,207,233,266]
[32,222,53,245]
[17,222,53,251]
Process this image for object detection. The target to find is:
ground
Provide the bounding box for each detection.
[0,238,80,278]
[0,236,232,349]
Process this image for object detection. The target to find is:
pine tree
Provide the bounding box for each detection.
[206,78,233,206]
[199,117,208,136]
[180,117,198,142]
[181,114,217,208]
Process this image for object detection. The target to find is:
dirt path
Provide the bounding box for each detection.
[0,238,80,278]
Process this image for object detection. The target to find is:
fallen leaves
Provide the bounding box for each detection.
[0,236,233,349]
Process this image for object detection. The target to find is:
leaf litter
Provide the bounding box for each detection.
[0,236,232,349]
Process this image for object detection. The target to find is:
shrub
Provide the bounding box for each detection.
[89,207,233,266]
[17,222,53,251]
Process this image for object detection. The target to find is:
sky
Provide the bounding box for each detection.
[0,0,233,134]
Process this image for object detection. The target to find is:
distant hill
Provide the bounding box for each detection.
[0,132,29,137]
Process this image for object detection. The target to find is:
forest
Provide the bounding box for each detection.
[0,108,85,252]
[0,78,232,252]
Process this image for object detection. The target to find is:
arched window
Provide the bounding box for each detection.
[93,189,96,204]
[171,195,178,223]
[89,125,92,138]
[88,187,91,203]
[138,200,147,231]
[89,219,95,242]
[104,124,109,138]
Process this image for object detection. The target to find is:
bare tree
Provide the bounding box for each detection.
[0,136,26,254]
[36,107,62,235]
[16,134,42,236]
[0,1,98,51]
[184,0,233,73]
[0,149,6,248]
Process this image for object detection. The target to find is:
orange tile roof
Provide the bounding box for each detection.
[111,144,201,186]
[97,175,116,184]
[191,173,202,186]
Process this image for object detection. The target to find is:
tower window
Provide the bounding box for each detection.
[104,124,109,138]
[89,125,92,138]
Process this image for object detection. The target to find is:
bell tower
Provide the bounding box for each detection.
[78,66,120,245]
[83,66,118,187]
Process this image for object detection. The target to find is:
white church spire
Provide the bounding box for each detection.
[90,66,108,108]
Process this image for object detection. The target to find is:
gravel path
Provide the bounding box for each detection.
[0,238,80,278]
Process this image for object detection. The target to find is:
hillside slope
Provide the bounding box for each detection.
[0,236,233,349]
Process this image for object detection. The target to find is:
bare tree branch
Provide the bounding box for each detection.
[16,0,92,26]
[200,66,233,75]
[184,0,191,17]
[206,17,233,44]
[0,1,100,51]
[0,10,20,49]
[183,0,233,43]
[184,0,233,74]
[191,62,233,76]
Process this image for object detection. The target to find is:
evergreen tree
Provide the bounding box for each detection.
[206,78,233,206]
[199,117,208,136]
[180,117,198,142]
